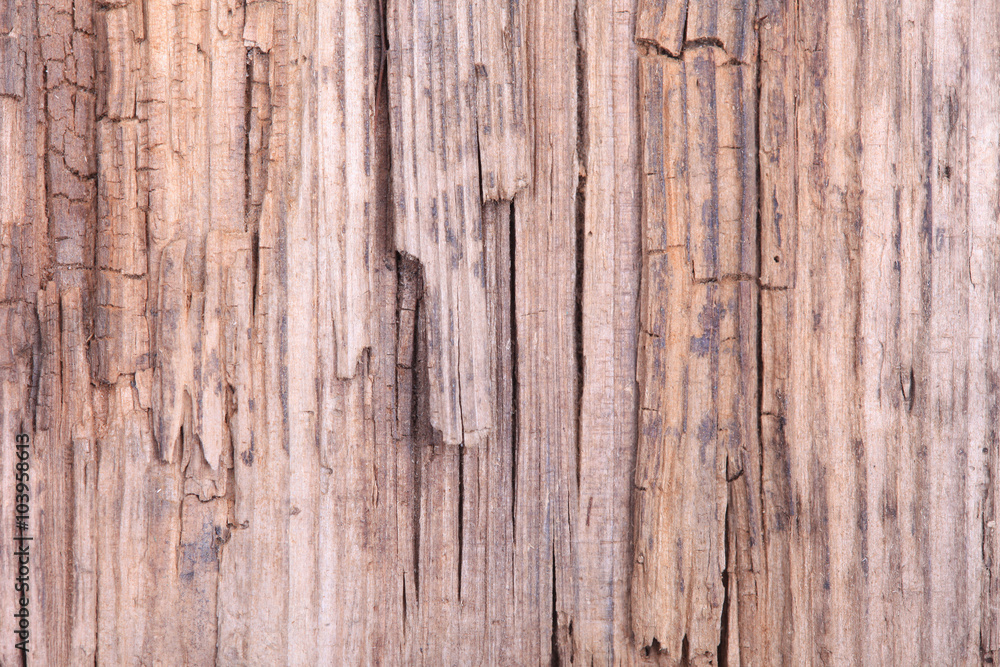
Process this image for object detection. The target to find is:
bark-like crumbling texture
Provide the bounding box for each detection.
[631,0,759,659]
[2,0,1000,663]
[387,0,501,447]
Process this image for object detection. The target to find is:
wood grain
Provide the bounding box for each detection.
[757,0,1000,664]
[387,0,493,447]
[576,0,643,659]
[509,0,578,659]
[3,0,1000,664]
[632,20,758,658]
[473,0,530,200]
[0,0,43,660]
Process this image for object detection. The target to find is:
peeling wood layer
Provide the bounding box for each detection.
[387,0,496,446]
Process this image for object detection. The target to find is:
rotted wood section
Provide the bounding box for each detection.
[631,0,760,661]
[2,0,1000,663]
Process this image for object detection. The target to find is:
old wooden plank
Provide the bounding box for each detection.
[717,278,760,665]
[857,1,905,662]
[317,370,379,664]
[33,286,97,667]
[922,0,982,661]
[639,56,686,255]
[95,377,186,663]
[715,58,756,277]
[284,2,321,660]
[304,2,382,653]
[63,287,99,666]
[216,1,286,662]
[800,3,865,660]
[755,6,798,665]
[10,0,1000,662]
[87,0,244,658]
[316,0,376,379]
[370,218,406,666]
[32,0,100,660]
[634,251,727,661]
[34,283,69,667]
[0,0,46,660]
[479,201,516,665]
[893,4,933,663]
[685,47,720,281]
[395,206,514,666]
[972,0,1000,660]
[143,0,225,464]
[754,1,1000,665]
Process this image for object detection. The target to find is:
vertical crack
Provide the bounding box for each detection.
[573,0,587,494]
[373,0,389,120]
[718,483,733,667]
[681,4,690,48]
[458,441,464,599]
[550,548,560,666]
[982,284,999,660]
[243,46,254,196]
[754,9,767,599]
[402,571,408,638]
[245,49,257,319]
[29,319,43,431]
[413,449,421,603]
[411,256,429,602]
[245,47,271,320]
[510,201,519,537]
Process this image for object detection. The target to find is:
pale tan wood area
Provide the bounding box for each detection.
[2,0,1000,663]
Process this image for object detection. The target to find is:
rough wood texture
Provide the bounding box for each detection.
[509,0,578,659]
[3,0,1000,664]
[632,3,758,654]
[473,0,530,200]
[388,0,494,446]
[576,0,642,660]
[757,0,1000,664]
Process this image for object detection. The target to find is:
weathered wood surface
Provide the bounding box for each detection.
[631,3,759,655]
[2,0,999,664]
